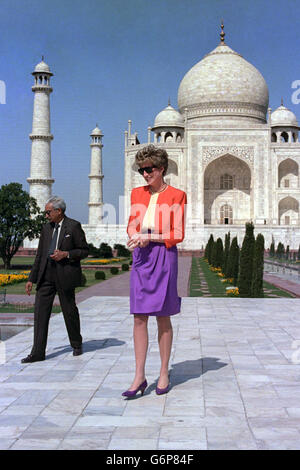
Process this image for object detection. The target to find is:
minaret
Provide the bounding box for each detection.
[88,125,104,225]
[27,58,54,210]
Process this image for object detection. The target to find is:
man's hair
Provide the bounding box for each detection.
[46,196,66,213]
[135,144,169,176]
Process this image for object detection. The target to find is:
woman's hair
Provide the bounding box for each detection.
[135,144,168,176]
[46,196,66,213]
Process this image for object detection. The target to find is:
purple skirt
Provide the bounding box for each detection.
[130,241,181,316]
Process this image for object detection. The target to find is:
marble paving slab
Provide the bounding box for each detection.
[0,296,300,450]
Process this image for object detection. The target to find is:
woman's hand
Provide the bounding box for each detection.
[127,234,150,250]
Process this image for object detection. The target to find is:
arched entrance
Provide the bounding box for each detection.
[278,159,299,189]
[204,154,251,224]
[278,197,299,225]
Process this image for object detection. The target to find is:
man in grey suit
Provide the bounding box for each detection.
[21,196,89,363]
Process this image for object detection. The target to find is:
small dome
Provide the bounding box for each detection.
[90,125,103,136]
[153,104,184,128]
[34,60,51,74]
[271,105,298,127]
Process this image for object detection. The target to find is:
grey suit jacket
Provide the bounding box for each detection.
[29,216,89,291]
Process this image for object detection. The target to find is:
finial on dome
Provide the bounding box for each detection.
[168,97,171,106]
[220,19,225,44]
[281,97,284,106]
[42,55,44,61]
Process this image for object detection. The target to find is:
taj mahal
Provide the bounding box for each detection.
[26,26,300,250]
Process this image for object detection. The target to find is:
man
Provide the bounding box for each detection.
[21,196,89,363]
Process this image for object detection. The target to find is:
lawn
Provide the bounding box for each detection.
[0,266,128,295]
[0,304,62,314]
[189,257,295,298]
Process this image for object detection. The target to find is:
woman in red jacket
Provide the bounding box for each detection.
[122,145,187,398]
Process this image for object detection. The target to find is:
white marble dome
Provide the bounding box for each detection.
[34,60,51,73]
[177,42,269,122]
[271,105,298,127]
[153,104,184,128]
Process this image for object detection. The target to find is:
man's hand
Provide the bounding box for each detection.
[26,281,33,296]
[50,250,68,262]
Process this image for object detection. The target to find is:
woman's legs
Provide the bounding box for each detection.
[156,316,173,389]
[128,314,149,390]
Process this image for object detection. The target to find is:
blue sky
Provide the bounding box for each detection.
[1,0,300,223]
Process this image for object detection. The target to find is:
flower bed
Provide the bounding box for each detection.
[84,258,121,264]
[0,271,30,287]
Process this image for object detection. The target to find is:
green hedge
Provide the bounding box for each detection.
[95,271,106,280]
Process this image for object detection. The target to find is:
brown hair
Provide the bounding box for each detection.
[135,144,168,176]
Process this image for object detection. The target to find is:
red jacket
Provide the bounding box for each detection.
[127,185,187,249]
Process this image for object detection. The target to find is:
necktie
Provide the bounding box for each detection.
[48,224,59,257]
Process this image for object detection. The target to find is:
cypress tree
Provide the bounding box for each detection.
[251,233,265,298]
[286,245,290,261]
[223,232,230,274]
[298,245,300,261]
[238,222,255,297]
[269,236,275,258]
[226,236,240,285]
[206,234,214,264]
[216,237,224,268]
[276,242,285,260]
[211,240,218,267]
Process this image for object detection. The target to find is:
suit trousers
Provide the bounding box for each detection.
[31,259,82,356]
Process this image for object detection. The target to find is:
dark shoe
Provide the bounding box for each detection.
[73,347,82,356]
[122,379,147,398]
[156,383,170,395]
[21,354,45,363]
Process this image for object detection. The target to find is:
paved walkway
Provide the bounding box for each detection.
[1,295,300,449]
[263,273,300,298]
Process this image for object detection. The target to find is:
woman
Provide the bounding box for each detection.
[122,144,187,398]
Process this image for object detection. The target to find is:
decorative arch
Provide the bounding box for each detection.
[204,154,251,225]
[278,196,299,225]
[271,132,277,142]
[278,158,298,188]
[165,132,173,143]
[166,159,178,176]
[280,131,289,143]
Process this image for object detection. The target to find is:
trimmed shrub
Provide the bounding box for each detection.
[215,238,224,269]
[269,236,275,258]
[88,243,100,258]
[205,234,214,264]
[95,271,106,280]
[226,236,239,284]
[114,243,131,257]
[251,233,264,298]
[121,263,129,271]
[98,243,113,259]
[110,267,119,275]
[222,232,230,274]
[238,222,255,297]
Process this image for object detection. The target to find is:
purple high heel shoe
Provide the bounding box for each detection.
[122,379,147,398]
[156,382,170,395]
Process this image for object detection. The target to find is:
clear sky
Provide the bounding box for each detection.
[1,0,300,223]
